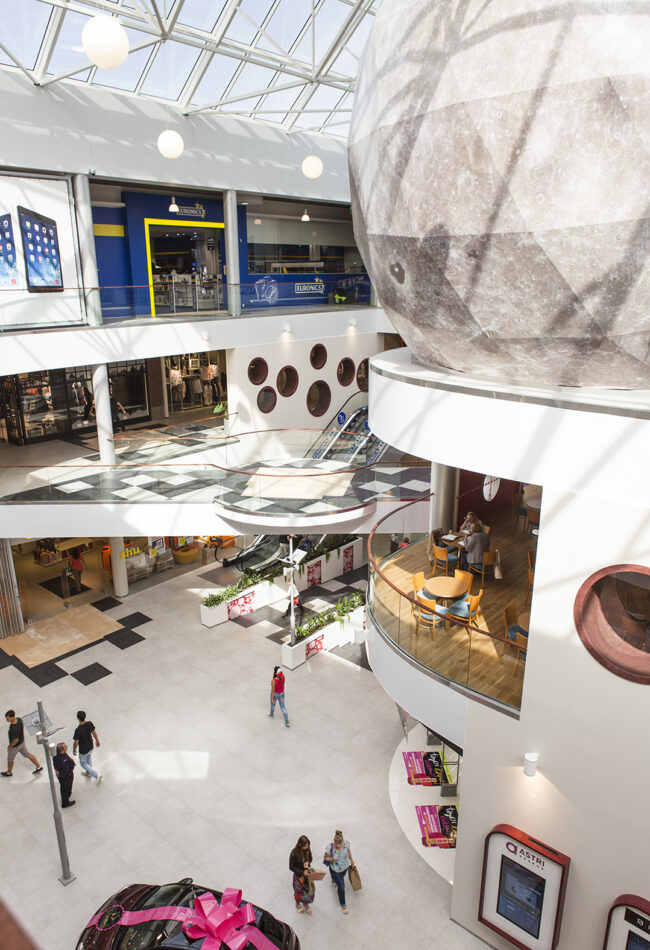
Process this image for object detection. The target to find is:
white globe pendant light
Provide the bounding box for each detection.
[82,15,129,70]
[301,155,323,179]
[157,129,185,159]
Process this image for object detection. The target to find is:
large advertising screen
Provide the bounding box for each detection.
[497,855,546,939]
[0,175,84,329]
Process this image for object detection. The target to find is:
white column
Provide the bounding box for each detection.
[160,356,169,418]
[72,173,103,327]
[92,363,116,466]
[110,537,129,598]
[430,463,458,532]
[0,539,25,637]
[223,189,241,317]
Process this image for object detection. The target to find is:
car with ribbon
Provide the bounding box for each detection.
[76,878,300,949]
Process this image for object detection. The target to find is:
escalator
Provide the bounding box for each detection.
[225,393,388,573]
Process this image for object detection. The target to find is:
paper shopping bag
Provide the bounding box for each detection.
[348,865,362,891]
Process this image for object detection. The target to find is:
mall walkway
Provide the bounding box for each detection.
[0,561,489,950]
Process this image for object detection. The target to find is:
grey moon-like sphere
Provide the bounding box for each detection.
[349,0,650,389]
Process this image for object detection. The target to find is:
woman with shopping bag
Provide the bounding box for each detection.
[323,830,356,914]
[289,835,315,915]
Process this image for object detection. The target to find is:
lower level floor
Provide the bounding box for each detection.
[0,559,489,950]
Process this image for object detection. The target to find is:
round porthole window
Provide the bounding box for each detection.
[257,386,277,414]
[357,358,369,392]
[248,358,268,385]
[337,358,355,387]
[277,366,299,397]
[306,380,331,417]
[574,565,650,684]
[310,344,327,369]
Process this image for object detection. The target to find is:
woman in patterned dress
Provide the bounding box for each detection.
[289,835,314,914]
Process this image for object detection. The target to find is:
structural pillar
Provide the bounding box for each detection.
[429,463,459,533]
[223,189,241,317]
[109,537,129,598]
[160,357,170,418]
[91,363,116,466]
[72,173,103,328]
[0,539,25,637]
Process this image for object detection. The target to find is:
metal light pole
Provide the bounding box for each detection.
[35,701,76,886]
[289,535,296,646]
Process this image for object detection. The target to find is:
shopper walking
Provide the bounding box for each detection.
[289,835,314,915]
[73,711,102,784]
[109,383,126,433]
[2,710,42,777]
[52,742,75,808]
[323,830,355,914]
[267,666,290,727]
[68,547,86,593]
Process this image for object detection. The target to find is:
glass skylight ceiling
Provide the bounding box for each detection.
[0,0,380,139]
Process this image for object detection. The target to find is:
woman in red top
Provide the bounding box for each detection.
[268,666,290,727]
[68,547,86,594]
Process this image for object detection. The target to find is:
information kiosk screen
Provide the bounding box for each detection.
[627,933,650,950]
[497,855,546,939]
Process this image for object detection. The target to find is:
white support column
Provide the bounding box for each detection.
[160,356,170,418]
[430,463,458,532]
[92,363,116,466]
[223,189,241,317]
[110,537,129,598]
[0,539,25,637]
[72,173,103,328]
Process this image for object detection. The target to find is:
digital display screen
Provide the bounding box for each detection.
[627,932,650,950]
[497,855,546,939]
[0,212,18,288]
[17,205,63,292]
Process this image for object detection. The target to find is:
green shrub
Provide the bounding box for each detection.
[201,571,261,607]
[295,589,366,641]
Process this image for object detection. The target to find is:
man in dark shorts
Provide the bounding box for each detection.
[53,742,75,808]
[73,710,102,784]
[2,710,42,777]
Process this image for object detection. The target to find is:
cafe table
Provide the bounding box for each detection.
[423,574,469,603]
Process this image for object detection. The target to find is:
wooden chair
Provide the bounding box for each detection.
[501,602,518,655]
[431,544,458,576]
[411,572,426,615]
[454,568,473,597]
[469,550,497,587]
[513,632,527,675]
[525,567,535,606]
[438,589,484,629]
[525,506,540,537]
[414,594,437,638]
[527,550,536,571]
[512,492,527,531]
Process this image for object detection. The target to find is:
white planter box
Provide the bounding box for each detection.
[281,606,366,670]
[200,603,228,627]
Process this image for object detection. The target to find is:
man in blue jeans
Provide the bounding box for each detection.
[73,711,102,784]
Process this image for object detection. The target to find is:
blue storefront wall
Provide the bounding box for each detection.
[92,206,133,319]
[241,272,371,309]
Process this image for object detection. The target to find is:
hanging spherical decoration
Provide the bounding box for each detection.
[81,15,129,70]
[157,129,185,159]
[301,155,323,179]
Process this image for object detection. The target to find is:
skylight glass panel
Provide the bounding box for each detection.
[221,96,261,114]
[226,61,276,98]
[177,0,227,31]
[256,83,302,114]
[0,0,51,71]
[302,83,346,112]
[321,120,349,137]
[47,10,95,77]
[291,110,332,130]
[140,40,200,100]
[225,0,274,46]
[254,0,311,55]
[92,29,155,92]
[291,0,350,66]
[328,45,358,78]
[189,52,240,106]
[344,11,373,57]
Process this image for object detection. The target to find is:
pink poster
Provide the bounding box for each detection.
[343,545,354,572]
[307,560,321,587]
[227,591,255,619]
[306,635,324,659]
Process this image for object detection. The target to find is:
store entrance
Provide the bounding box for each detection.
[150,224,224,315]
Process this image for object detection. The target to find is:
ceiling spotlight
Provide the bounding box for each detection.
[301,209,310,222]
[168,197,179,213]
[157,129,184,159]
[523,752,539,777]
[283,323,292,333]
[82,14,129,69]
[302,155,324,179]
[254,217,262,225]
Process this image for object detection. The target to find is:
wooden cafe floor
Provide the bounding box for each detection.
[374,510,538,710]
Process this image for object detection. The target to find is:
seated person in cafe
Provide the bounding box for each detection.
[459,511,482,533]
[461,523,490,571]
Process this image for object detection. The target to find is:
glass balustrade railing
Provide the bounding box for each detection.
[0,280,376,331]
[0,425,430,516]
[368,494,525,712]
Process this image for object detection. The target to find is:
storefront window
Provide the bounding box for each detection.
[165,352,226,412]
[247,215,365,275]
